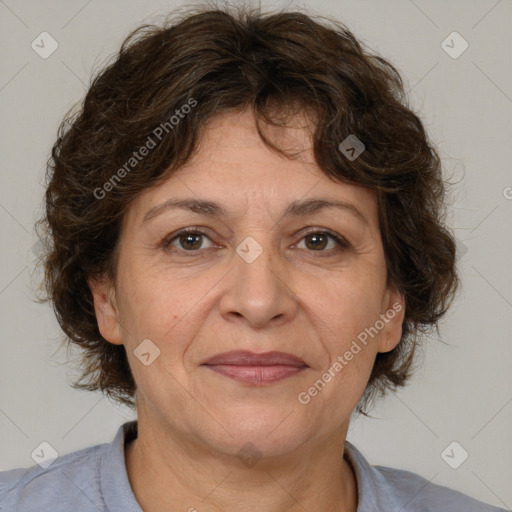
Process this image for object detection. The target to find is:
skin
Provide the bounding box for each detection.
[89,107,405,512]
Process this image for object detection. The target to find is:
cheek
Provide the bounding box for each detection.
[304,272,384,348]
[300,284,379,412]
[117,263,214,334]
[298,272,384,406]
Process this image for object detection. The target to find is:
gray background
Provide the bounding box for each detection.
[0,0,511,508]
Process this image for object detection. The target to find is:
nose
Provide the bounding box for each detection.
[218,234,299,329]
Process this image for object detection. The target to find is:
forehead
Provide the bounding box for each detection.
[125,108,378,228]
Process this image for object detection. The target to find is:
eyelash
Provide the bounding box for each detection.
[162,227,350,257]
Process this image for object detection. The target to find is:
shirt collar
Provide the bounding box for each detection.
[100,420,142,512]
[344,440,379,511]
[100,421,377,512]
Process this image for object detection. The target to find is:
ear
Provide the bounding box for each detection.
[377,285,405,353]
[87,274,123,345]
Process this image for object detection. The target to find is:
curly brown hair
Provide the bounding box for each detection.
[35,3,459,416]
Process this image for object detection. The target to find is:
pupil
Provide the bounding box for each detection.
[182,233,201,249]
[307,233,326,250]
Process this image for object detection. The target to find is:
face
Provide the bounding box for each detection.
[89,107,404,458]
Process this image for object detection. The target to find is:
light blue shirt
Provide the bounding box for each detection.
[0,420,508,511]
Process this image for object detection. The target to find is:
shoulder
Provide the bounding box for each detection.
[373,464,507,511]
[0,442,107,512]
[344,441,508,512]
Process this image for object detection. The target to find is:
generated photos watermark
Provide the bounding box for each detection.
[297,301,403,405]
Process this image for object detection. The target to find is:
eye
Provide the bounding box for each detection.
[295,229,350,255]
[163,228,213,253]
[162,227,350,256]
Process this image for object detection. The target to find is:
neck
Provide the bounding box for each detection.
[124,417,358,512]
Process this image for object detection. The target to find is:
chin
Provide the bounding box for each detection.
[196,412,309,459]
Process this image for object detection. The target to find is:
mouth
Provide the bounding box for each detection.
[201,350,308,385]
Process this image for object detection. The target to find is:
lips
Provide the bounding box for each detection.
[201,350,308,385]
[202,350,307,367]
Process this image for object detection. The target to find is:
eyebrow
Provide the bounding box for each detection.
[142,197,369,226]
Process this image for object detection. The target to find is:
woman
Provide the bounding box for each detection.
[0,4,506,511]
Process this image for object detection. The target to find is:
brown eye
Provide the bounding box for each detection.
[178,233,203,250]
[163,229,213,252]
[304,233,329,250]
[297,230,350,254]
